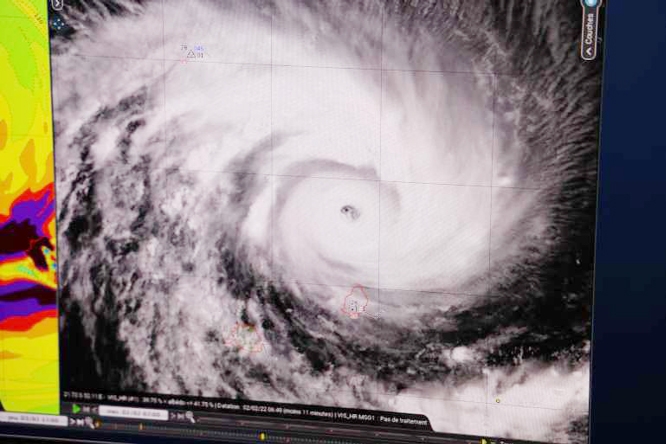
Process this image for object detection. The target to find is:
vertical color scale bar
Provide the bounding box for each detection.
[0,0,59,414]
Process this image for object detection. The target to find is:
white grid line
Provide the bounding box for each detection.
[161,0,172,283]
[87,161,546,192]
[376,7,385,402]
[60,52,503,76]
[483,73,499,429]
[270,8,275,285]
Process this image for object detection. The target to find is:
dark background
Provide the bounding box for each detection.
[3,0,666,442]
[589,0,666,442]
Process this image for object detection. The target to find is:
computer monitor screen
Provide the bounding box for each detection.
[1,1,605,443]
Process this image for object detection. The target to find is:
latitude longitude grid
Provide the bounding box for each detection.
[45,0,583,438]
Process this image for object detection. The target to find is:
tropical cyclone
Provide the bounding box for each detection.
[52,1,601,443]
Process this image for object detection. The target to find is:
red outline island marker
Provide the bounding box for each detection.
[225,323,264,353]
[341,284,370,319]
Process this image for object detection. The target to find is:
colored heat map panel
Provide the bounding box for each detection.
[0,0,59,414]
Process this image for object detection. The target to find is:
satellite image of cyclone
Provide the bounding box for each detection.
[50,0,602,442]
